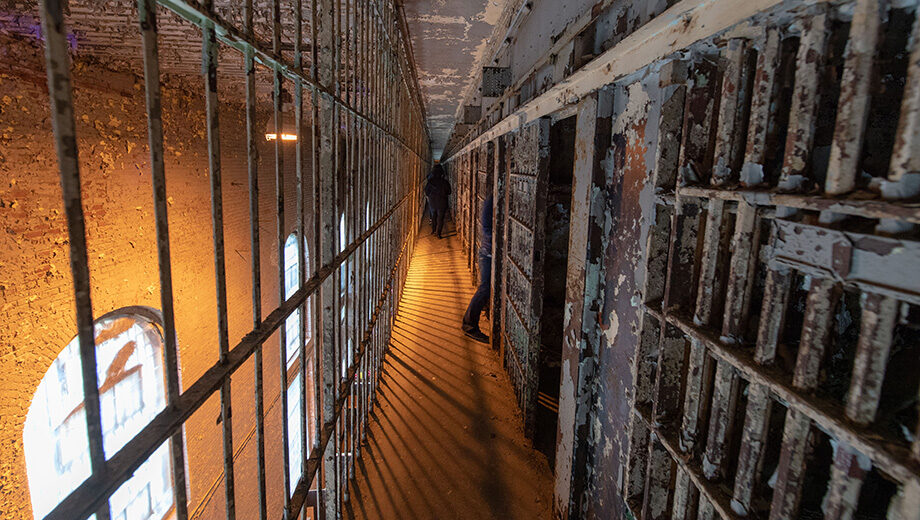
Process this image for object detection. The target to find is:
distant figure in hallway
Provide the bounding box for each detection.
[462,195,493,343]
[424,164,451,238]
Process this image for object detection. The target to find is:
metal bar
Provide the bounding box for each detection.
[272,0,293,507]
[889,8,920,186]
[711,38,750,186]
[823,293,899,519]
[44,189,414,520]
[294,0,310,510]
[771,276,840,519]
[200,5,237,517]
[777,6,828,192]
[720,201,759,341]
[825,0,886,196]
[152,0,425,161]
[678,185,920,225]
[242,2,268,519]
[317,0,339,515]
[730,382,773,515]
[741,26,780,186]
[137,1,189,517]
[38,1,111,519]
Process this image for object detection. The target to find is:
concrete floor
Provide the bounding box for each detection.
[344,222,554,520]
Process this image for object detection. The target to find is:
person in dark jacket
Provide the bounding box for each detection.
[424,164,451,238]
[462,194,493,343]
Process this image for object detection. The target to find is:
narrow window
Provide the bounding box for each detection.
[282,233,315,490]
[24,308,176,520]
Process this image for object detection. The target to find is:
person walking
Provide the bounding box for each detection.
[424,164,451,238]
[462,194,493,343]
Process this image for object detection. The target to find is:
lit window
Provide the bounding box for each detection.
[282,233,316,493]
[24,308,176,520]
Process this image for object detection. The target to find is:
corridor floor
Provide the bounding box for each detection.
[344,223,554,520]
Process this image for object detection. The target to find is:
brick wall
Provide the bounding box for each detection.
[0,33,313,520]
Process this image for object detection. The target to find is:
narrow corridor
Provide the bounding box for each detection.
[346,223,553,520]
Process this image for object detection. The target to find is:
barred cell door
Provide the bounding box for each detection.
[500,117,551,436]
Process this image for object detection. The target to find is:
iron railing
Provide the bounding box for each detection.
[36,0,429,519]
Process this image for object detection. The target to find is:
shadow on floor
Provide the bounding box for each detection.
[344,222,554,520]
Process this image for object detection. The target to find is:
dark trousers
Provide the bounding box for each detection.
[463,255,492,333]
[431,206,447,237]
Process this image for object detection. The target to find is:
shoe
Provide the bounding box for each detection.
[463,329,489,343]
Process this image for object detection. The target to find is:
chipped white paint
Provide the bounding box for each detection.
[447,0,832,161]
[403,0,506,155]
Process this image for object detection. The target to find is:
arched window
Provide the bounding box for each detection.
[282,233,315,490]
[24,307,176,520]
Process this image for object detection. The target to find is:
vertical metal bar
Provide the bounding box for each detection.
[777,7,828,192]
[741,27,780,187]
[641,440,672,520]
[769,276,840,520]
[671,467,698,518]
[711,38,750,186]
[702,360,740,480]
[317,0,339,515]
[694,199,725,326]
[754,265,793,365]
[137,1,188,517]
[824,293,898,520]
[731,383,773,516]
[825,0,886,196]
[721,201,759,342]
[201,2,235,515]
[310,1,324,475]
[889,7,920,187]
[880,8,920,234]
[242,2,268,518]
[731,262,792,513]
[38,2,110,519]
[309,0,326,513]
[272,0,293,508]
[294,0,310,506]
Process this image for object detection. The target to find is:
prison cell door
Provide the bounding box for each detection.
[473,144,492,284]
[500,117,551,437]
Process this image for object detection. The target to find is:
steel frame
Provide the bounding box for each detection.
[35,0,429,519]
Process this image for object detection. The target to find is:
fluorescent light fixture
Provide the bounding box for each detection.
[265,133,298,141]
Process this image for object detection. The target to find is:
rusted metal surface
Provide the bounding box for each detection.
[561,2,920,518]
[825,0,886,196]
[741,27,780,187]
[553,90,612,519]
[711,38,752,186]
[777,6,827,192]
[500,118,551,436]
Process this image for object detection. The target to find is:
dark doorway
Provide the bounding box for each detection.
[533,115,576,465]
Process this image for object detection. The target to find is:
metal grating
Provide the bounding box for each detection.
[482,66,511,98]
[34,0,429,519]
[623,2,920,518]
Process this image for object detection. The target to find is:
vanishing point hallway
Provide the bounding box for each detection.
[345,223,553,520]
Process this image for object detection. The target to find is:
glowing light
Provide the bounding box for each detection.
[265,133,298,141]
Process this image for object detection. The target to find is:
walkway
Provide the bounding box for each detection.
[345,222,554,520]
